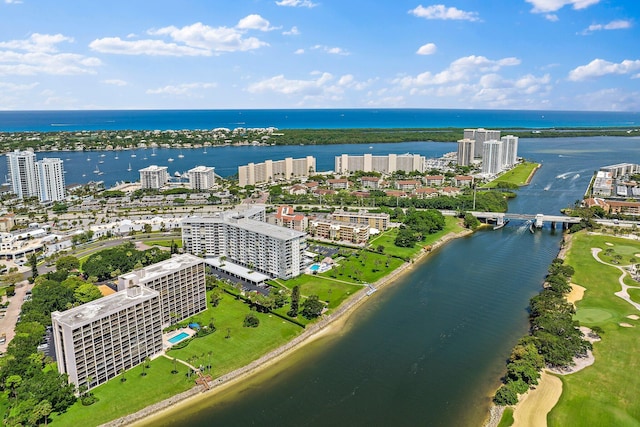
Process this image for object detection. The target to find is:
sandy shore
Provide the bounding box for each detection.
[524,163,542,186]
[512,371,563,427]
[109,227,472,427]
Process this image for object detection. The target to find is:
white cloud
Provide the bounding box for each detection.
[545,14,559,22]
[283,26,300,36]
[294,48,305,54]
[568,58,640,81]
[0,81,38,91]
[0,33,74,53]
[575,88,640,111]
[91,18,272,56]
[580,19,632,35]
[416,43,437,55]
[90,37,211,56]
[275,0,317,8]
[4,0,23,4]
[146,82,217,97]
[394,55,520,88]
[102,79,128,86]
[0,34,101,76]
[310,44,350,55]
[525,0,600,14]
[409,4,480,22]
[237,14,278,32]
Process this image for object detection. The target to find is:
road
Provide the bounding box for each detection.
[0,280,33,353]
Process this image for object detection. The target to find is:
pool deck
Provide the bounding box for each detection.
[163,327,197,350]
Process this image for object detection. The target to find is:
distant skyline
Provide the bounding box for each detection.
[1,0,639,111]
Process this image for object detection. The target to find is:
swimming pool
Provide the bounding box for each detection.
[168,332,190,344]
[309,264,320,272]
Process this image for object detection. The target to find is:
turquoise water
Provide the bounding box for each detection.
[0,108,638,132]
[309,264,320,272]
[168,332,189,344]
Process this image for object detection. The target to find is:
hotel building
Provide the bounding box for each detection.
[238,156,316,187]
[456,138,475,166]
[182,207,306,279]
[482,140,504,175]
[501,135,519,167]
[334,153,425,174]
[7,149,39,199]
[139,165,169,189]
[52,286,163,391]
[331,210,390,231]
[117,254,207,326]
[188,166,216,190]
[36,158,66,202]
[464,128,501,158]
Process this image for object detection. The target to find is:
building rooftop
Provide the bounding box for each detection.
[52,286,159,328]
[183,213,305,241]
[120,253,203,285]
[204,257,270,283]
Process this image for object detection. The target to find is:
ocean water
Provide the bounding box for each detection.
[0,109,639,132]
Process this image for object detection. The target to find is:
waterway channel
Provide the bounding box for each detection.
[142,137,638,426]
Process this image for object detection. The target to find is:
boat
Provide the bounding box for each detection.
[98,160,104,164]
[151,148,157,157]
[493,219,509,230]
[127,163,132,172]
[100,154,106,157]
[114,154,119,160]
[178,150,185,159]
[131,153,137,158]
[168,158,174,162]
[174,171,181,178]
[94,165,103,175]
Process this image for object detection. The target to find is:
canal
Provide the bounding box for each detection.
[142,137,638,426]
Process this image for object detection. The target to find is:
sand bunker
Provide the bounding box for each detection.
[566,284,586,306]
[619,322,634,328]
[627,314,640,320]
[512,371,563,427]
[605,242,614,246]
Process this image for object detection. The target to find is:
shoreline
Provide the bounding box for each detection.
[523,163,542,186]
[107,226,472,427]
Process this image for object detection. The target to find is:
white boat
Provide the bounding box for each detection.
[127,163,132,172]
[151,148,157,157]
[168,158,174,162]
[131,153,137,158]
[98,160,104,164]
[114,154,119,160]
[100,154,106,157]
[174,171,181,177]
[178,151,185,159]
[94,165,101,174]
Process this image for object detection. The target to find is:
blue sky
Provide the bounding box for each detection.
[1,0,639,111]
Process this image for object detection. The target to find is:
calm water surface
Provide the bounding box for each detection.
[135,137,639,427]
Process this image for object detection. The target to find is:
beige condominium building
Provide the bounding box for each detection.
[331,210,390,231]
[52,286,163,391]
[117,253,207,326]
[334,153,426,174]
[238,156,316,187]
[182,206,306,279]
[139,165,169,189]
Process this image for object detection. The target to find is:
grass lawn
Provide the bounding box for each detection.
[168,294,302,378]
[53,357,193,427]
[627,288,640,305]
[277,275,362,309]
[141,239,182,248]
[497,407,514,427]
[369,216,464,259]
[548,232,640,427]
[483,162,540,188]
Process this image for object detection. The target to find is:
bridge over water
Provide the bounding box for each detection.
[469,211,582,229]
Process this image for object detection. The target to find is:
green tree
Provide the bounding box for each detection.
[29,400,52,426]
[288,286,300,317]
[394,227,417,248]
[29,253,39,279]
[56,255,80,272]
[301,295,324,319]
[74,283,103,304]
[243,313,260,327]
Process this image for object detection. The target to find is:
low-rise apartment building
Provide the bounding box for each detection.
[331,210,390,231]
[308,219,370,244]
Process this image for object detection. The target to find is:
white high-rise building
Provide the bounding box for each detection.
[6,150,38,199]
[139,165,169,189]
[182,206,306,279]
[482,140,504,175]
[188,166,216,190]
[464,128,501,158]
[36,158,66,202]
[501,135,519,167]
[456,139,475,166]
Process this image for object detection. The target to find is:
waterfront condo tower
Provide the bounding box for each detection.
[7,149,39,199]
[188,165,216,190]
[36,158,66,202]
[139,165,169,189]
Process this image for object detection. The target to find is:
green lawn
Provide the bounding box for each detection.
[277,275,362,309]
[54,294,302,427]
[548,232,640,427]
[168,294,302,377]
[369,216,464,259]
[627,288,640,305]
[483,162,540,188]
[142,239,182,248]
[52,357,193,427]
[497,407,514,427]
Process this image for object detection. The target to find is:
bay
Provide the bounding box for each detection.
[132,136,638,426]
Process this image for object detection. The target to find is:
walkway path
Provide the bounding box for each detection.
[0,280,33,353]
[591,248,640,311]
